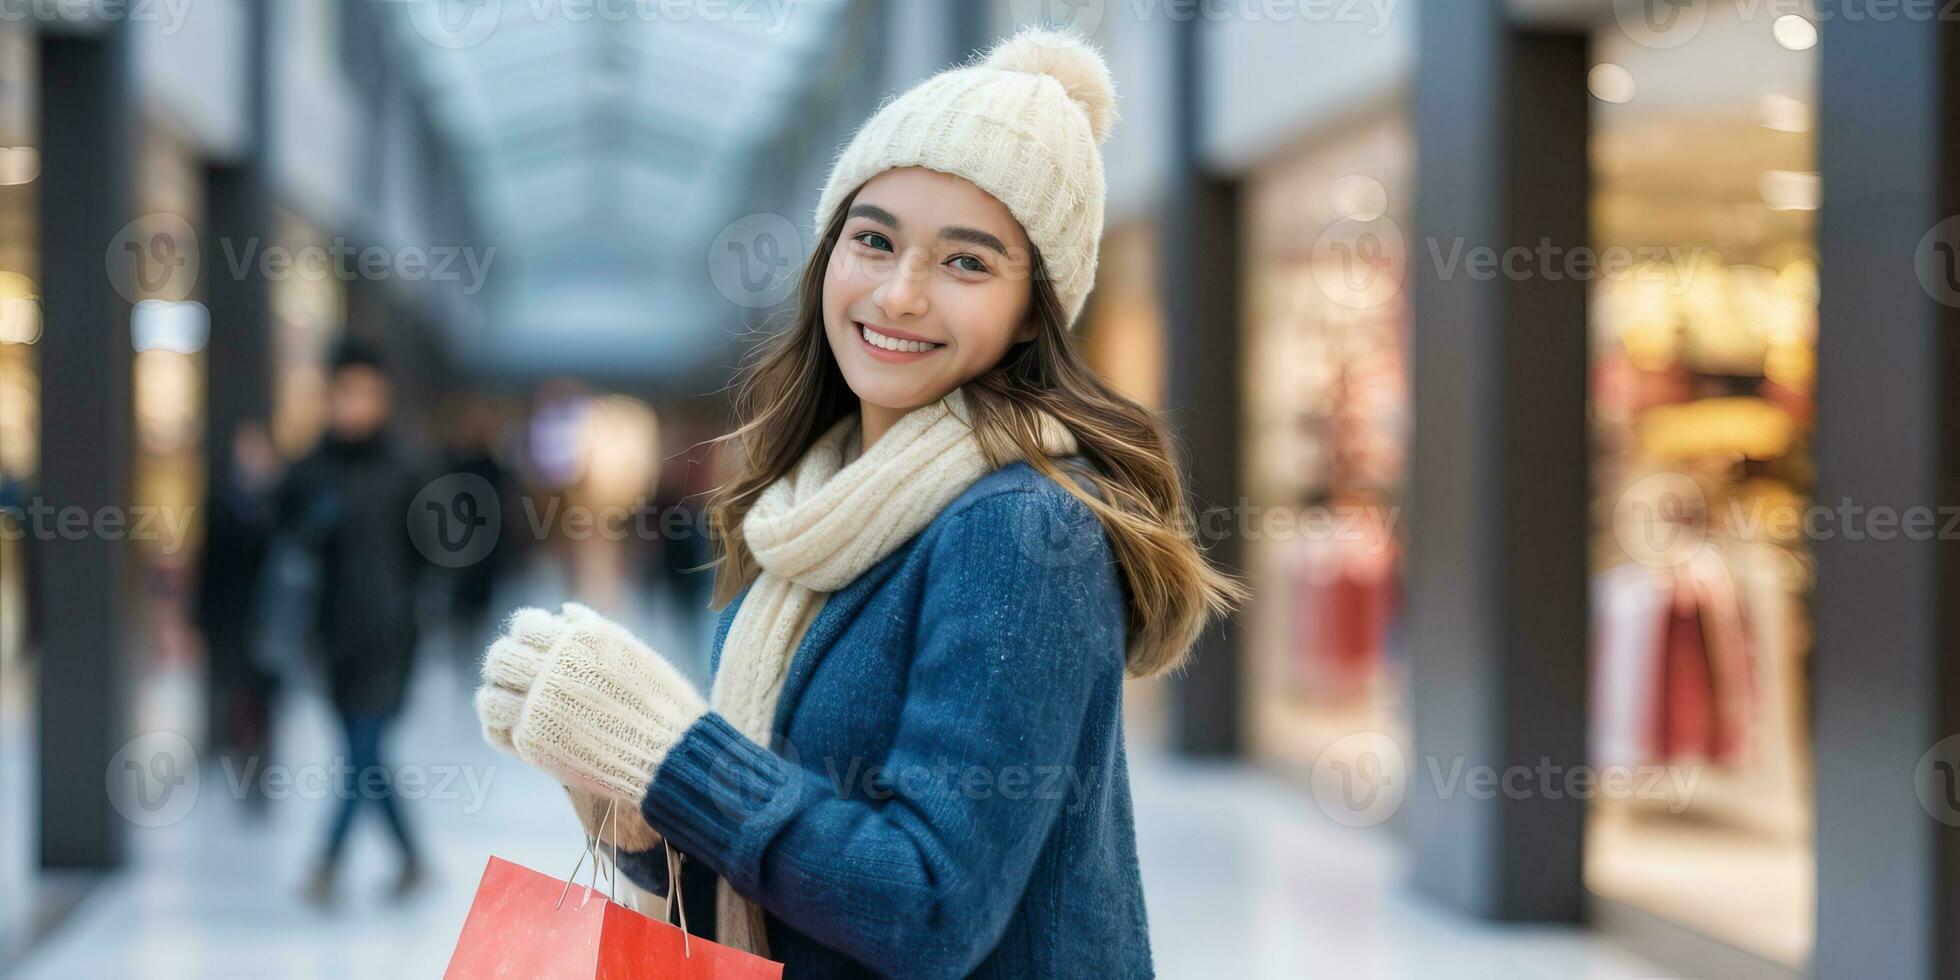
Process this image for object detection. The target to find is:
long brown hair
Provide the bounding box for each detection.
[705,191,1246,679]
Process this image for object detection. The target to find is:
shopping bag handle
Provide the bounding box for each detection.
[553,797,692,959]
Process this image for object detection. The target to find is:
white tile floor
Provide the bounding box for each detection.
[10,607,1679,979]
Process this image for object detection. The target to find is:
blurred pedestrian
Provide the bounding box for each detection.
[443,401,516,669]
[281,338,429,905]
[193,420,282,817]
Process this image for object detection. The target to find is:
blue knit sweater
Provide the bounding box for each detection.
[615,459,1155,978]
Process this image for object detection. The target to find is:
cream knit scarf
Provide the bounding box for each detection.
[704,387,1076,957]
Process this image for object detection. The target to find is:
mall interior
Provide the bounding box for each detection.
[2,0,1958,977]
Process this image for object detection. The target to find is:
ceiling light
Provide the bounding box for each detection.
[1588,63,1635,104]
[1772,15,1818,51]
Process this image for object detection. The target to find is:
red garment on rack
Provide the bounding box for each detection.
[1651,555,1754,764]
[1656,590,1716,759]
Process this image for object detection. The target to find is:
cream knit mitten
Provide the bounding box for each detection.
[479,602,709,806]
[477,606,687,851]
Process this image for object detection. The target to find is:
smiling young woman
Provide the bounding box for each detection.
[476,27,1244,978]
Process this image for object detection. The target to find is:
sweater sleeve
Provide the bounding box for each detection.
[636,487,1123,978]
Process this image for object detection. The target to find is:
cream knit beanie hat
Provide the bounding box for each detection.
[812,28,1118,329]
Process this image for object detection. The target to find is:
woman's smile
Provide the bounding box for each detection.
[855,320,946,362]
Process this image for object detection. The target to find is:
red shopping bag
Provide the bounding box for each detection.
[444,855,783,979]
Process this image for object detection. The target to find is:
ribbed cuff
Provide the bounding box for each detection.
[637,711,807,894]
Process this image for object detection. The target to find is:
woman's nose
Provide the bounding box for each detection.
[873,248,931,319]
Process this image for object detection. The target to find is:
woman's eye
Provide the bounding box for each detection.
[949,255,988,274]
[852,231,893,251]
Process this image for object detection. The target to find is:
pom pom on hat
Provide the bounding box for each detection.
[982,28,1118,144]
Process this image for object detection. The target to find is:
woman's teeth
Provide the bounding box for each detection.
[859,322,941,354]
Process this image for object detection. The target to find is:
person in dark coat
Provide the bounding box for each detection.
[284,338,430,905]
[440,401,517,669]
[194,420,282,816]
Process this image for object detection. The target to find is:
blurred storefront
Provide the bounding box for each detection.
[130,119,210,677]
[1583,3,1819,969]
[1238,113,1411,782]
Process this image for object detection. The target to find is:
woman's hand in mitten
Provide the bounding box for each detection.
[475,606,566,755]
[501,602,710,803]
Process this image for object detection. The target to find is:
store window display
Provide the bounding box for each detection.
[128,121,211,670]
[1584,3,1817,969]
[1239,114,1410,779]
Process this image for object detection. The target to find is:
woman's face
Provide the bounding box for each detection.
[822,167,1037,413]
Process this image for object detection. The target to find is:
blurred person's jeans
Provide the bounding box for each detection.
[321,712,418,866]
